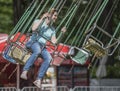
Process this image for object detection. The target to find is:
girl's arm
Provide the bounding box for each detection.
[51,27,67,44]
[32,13,49,31]
[51,36,57,44]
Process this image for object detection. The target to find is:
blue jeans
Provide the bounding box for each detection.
[23,40,52,79]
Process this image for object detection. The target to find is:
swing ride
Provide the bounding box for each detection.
[0,0,120,89]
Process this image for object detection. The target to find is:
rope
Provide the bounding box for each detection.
[27,0,51,33]
[76,0,102,47]
[65,0,82,29]
[78,0,109,47]
[0,62,10,76]
[8,0,37,41]
[48,0,59,12]
[56,0,63,11]
[21,0,45,33]
[13,0,45,44]
[57,0,67,14]
[62,0,93,46]
[72,0,95,46]
[102,0,119,29]
[66,0,76,14]
[57,1,81,43]
[97,0,119,39]
[95,0,109,23]
[8,66,17,79]
[55,3,77,33]
[107,22,120,55]
[8,0,36,39]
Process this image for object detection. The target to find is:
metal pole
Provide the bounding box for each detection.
[16,63,20,91]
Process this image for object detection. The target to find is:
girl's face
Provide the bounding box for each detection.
[51,12,58,22]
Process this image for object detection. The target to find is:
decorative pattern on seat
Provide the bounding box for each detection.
[8,45,31,65]
[84,38,106,57]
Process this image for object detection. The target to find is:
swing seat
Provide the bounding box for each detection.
[2,42,31,65]
[55,43,71,55]
[2,45,16,64]
[8,44,31,65]
[69,47,90,65]
[50,43,71,66]
[84,38,107,57]
[83,24,120,57]
[2,32,32,65]
[47,43,70,55]
[51,55,65,66]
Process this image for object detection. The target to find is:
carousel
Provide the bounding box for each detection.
[0,0,120,90]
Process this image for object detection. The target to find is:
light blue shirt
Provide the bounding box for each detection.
[31,19,56,45]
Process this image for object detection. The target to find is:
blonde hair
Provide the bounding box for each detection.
[49,8,57,16]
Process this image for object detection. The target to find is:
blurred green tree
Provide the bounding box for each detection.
[0,0,13,34]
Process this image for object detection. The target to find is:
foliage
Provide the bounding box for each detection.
[106,61,120,78]
[0,0,13,34]
[90,59,120,78]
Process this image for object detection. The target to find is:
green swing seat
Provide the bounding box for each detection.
[69,47,90,65]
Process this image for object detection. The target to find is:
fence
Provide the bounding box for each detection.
[0,87,16,91]
[0,86,120,91]
[72,86,120,91]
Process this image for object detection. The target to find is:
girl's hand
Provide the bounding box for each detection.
[41,13,50,19]
[61,26,67,33]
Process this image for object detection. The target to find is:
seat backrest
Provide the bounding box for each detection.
[83,23,119,57]
[69,47,90,65]
[83,38,107,57]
